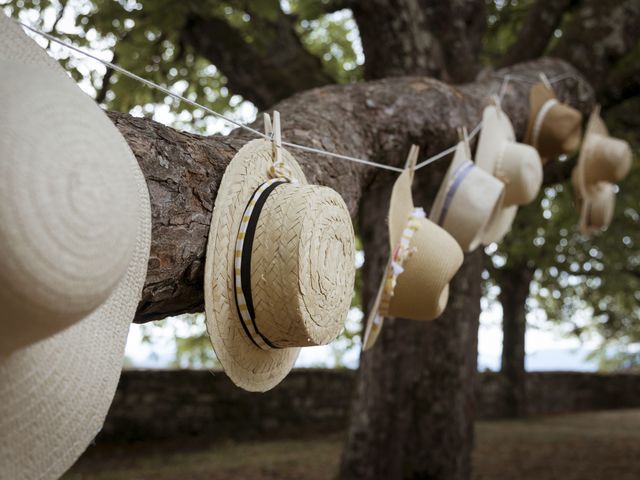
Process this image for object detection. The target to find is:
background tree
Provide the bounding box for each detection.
[3,1,638,479]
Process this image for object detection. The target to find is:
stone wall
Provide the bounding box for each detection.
[98,369,640,442]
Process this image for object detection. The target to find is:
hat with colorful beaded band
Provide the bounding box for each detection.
[476,104,543,244]
[204,112,355,392]
[362,145,464,351]
[0,15,151,480]
[429,138,505,252]
[524,82,583,162]
[572,107,631,235]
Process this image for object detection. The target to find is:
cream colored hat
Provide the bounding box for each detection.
[204,113,355,392]
[476,105,543,244]
[362,146,464,351]
[571,169,616,234]
[430,139,505,252]
[524,83,583,162]
[572,107,631,234]
[0,15,151,480]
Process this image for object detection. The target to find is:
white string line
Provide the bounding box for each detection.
[17,20,404,173]
[16,20,576,174]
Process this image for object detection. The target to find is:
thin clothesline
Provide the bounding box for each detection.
[17,20,582,174]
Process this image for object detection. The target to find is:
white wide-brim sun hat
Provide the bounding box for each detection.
[204,135,355,392]
[476,105,543,244]
[0,15,151,480]
[429,140,505,252]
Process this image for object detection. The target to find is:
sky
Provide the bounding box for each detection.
[13,3,601,373]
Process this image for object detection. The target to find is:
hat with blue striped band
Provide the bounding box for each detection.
[429,141,505,252]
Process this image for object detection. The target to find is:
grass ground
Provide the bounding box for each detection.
[64,409,640,480]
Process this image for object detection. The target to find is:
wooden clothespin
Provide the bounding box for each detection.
[491,93,503,118]
[405,144,420,182]
[263,110,282,165]
[458,127,471,159]
[539,72,553,91]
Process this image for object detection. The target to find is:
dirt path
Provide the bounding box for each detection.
[64,409,640,480]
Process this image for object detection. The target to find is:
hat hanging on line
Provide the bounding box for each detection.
[476,103,543,245]
[362,145,464,351]
[571,170,616,234]
[572,106,632,235]
[524,77,583,163]
[204,111,356,392]
[0,13,151,480]
[429,129,505,253]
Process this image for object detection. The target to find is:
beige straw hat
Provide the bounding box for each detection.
[362,146,464,351]
[430,138,505,252]
[476,105,543,245]
[0,15,151,480]
[572,107,631,234]
[571,170,616,234]
[204,113,355,392]
[524,83,583,162]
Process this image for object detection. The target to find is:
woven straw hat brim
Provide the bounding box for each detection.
[430,142,505,252]
[205,139,309,392]
[0,15,152,479]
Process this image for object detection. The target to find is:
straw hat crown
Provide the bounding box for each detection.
[0,61,139,354]
[205,135,355,392]
[525,83,583,161]
[429,140,505,252]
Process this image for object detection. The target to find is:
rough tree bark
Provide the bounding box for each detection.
[352,0,486,83]
[497,263,535,418]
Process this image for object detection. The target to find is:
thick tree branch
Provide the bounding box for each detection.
[499,0,577,68]
[181,10,333,110]
[110,58,592,323]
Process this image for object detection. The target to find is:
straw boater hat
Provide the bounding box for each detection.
[572,107,632,234]
[524,82,583,162]
[429,136,505,252]
[362,146,464,351]
[204,113,355,392]
[0,15,151,480]
[476,104,543,245]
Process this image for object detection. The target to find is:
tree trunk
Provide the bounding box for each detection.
[498,265,535,418]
